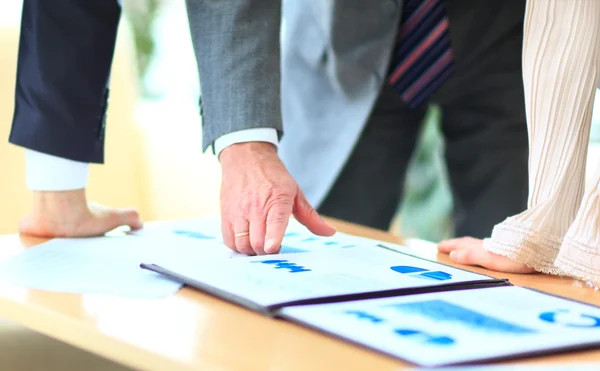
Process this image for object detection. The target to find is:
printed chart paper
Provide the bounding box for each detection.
[0,217,419,299]
[0,234,229,299]
[280,286,600,366]
[130,217,413,255]
[144,246,499,309]
[129,218,224,241]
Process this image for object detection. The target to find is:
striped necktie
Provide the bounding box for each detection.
[388,0,454,108]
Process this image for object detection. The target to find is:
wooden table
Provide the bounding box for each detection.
[1,219,600,371]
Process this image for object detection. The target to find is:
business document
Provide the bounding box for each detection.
[143,246,501,310]
[280,286,600,366]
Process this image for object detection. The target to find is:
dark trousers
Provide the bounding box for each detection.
[318,0,529,238]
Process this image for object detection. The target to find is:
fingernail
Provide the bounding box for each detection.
[265,238,278,253]
[449,251,457,260]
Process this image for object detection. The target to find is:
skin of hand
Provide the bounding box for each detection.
[19,189,143,237]
[437,237,536,274]
[219,142,336,255]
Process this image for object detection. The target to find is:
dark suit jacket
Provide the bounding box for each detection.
[279,0,527,206]
[9,0,120,163]
[9,0,283,163]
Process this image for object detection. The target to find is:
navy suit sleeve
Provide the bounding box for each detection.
[9,0,121,163]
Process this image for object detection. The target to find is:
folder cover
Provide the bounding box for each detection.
[141,246,508,314]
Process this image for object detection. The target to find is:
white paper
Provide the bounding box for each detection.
[281,286,600,366]
[0,235,231,299]
[150,246,495,307]
[129,217,224,241]
[0,218,418,299]
[130,217,408,255]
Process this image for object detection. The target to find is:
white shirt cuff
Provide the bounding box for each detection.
[213,128,279,158]
[25,150,89,191]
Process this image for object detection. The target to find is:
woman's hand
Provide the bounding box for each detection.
[437,237,536,274]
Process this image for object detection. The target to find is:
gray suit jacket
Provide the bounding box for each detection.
[186,0,284,152]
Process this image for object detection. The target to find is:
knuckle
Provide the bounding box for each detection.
[235,177,298,217]
[250,189,294,217]
[259,180,293,198]
[223,189,252,212]
[266,213,287,226]
[253,183,276,200]
[272,184,295,198]
[232,204,251,220]
[266,194,294,211]
[251,195,266,213]
[233,198,250,215]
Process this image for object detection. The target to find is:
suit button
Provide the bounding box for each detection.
[321,50,329,64]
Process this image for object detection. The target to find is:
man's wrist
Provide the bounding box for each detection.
[219,142,277,166]
[213,128,279,160]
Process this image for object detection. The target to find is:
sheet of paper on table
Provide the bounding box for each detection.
[0,217,415,299]
[143,246,501,311]
[0,234,230,299]
[130,217,415,255]
[279,286,600,367]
